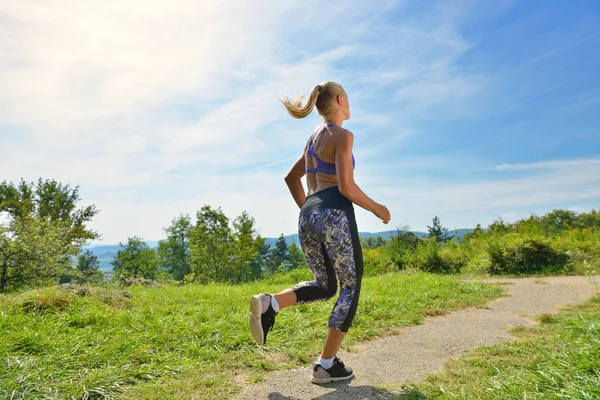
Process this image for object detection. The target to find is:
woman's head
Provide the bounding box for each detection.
[281,82,350,122]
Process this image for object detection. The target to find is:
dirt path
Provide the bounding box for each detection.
[236,275,598,400]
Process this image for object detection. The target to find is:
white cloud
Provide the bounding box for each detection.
[360,158,600,233]
[5,0,588,243]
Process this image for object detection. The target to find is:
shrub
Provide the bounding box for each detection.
[363,247,397,277]
[487,234,572,275]
[407,238,454,274]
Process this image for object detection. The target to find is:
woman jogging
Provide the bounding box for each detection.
[249,82,391,384]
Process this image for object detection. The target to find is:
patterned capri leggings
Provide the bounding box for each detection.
[292,187,364,332]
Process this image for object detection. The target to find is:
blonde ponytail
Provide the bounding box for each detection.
[280,85,321,119]
[280,82,346,121]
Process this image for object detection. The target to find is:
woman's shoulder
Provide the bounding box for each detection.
[330,125,354,141]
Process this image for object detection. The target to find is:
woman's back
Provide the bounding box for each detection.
[305,123,355,197]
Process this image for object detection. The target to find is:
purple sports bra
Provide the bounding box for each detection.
[305,124,355,175]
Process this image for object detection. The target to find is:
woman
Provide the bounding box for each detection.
[249,82,390,384]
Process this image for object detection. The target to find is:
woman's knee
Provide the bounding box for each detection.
[324,283,337,299]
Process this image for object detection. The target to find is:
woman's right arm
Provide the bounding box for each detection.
[335,130,390,224]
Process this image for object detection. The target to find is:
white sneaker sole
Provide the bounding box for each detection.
[311,374,355,384]
[249,295,265,346]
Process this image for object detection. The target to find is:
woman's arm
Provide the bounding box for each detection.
[336,130,390,223]
[284,154,307,209]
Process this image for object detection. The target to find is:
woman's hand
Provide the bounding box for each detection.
[374,204,391,224]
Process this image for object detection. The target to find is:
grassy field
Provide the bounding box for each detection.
[0,270,503,399]
[401,292,600,399]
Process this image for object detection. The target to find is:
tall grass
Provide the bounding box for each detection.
[0,271,502,399]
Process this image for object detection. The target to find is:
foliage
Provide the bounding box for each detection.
[187,205,232,283]
[487,234,572,275]
[407,238,455,274]
[230,211,262,283]
[360,236,386,249]
[267,234,289,274]
[157,214,192,281]
[287,240,307,271]
[427,216,453,242]
[0,179,99,292]
[112,237,159,280]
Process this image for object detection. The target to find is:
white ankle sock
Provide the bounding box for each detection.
[270,295,279,313]
[318,357,335,369]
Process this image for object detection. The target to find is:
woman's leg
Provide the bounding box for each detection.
[320,328,346,359]
[249,210,336,346]
[290,211,338,304]
[320,208,363,356]
[273,288,296,309]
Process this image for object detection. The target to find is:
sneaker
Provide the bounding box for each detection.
[311,357,354,384]
[249,293,277,345]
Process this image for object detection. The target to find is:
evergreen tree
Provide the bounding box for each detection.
[76,249,104,284]
[268,234,289,274]
[427,216,452,242]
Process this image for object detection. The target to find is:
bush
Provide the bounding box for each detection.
[487,235,572,275]
[439,243,469,272]
[363,247,397,277]
[407,238,455,274]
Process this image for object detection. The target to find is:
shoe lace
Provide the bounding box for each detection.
[334,357,345,367]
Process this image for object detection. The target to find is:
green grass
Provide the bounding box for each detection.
[402,294,600,399]
[0,271,503,399]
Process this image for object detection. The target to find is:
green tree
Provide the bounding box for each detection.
[0,216,71,291]
[157,214,192,281]
[427,216,452,242]
[578,209,600,229]
[75,249,104,284]
[0,179,99,292]
[268,234,289,274]
[287,240,307,270]
[541,209,578,233]
[253,240,270,279]
[231,211,261,283]
[112,237,159,279]
[188,205,232,283]
[361,237,375,249]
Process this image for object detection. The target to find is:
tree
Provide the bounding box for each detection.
[541,209,578,233]
[1,216,70,291]
[267,234,289,274]
[427,216,452,242]
[578,209,600,230]
[75,249,104,284]
[112,237,159,279]
[0,179,99,292]
[231,211,261,283]
[188,205,232,283]
[157,214,192,281]
[253,240,270,279]
[287,240,307,271]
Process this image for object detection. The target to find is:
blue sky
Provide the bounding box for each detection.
[1,0,599,244]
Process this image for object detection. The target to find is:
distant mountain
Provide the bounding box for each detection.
[87,229,475,273]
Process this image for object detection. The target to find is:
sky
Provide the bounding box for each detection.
[1,0,599,244]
